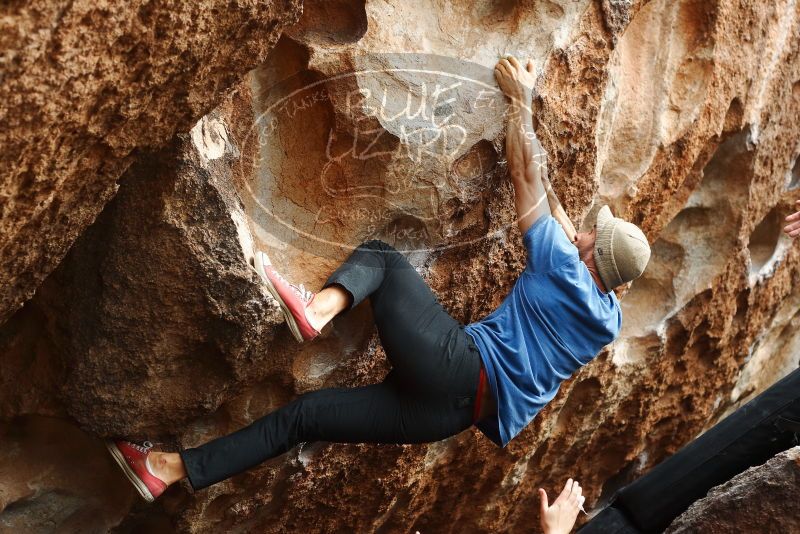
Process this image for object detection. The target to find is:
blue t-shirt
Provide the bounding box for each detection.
[465,216,621,446]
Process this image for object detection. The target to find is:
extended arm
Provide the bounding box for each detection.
[541,174,578,243]
[495,57,550,234]
[523,71,578,243]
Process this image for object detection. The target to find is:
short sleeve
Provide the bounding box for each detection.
[523,216,579,273]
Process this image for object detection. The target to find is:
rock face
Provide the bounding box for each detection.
[666,447,800,533]
[3,0,800,532]
[0,0,302,325]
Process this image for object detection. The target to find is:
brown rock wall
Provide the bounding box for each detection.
[0,0,301,324]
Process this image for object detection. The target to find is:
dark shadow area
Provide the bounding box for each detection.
[579,368,800,533]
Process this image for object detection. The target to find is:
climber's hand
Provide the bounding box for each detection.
[784,200,800,238]
[539,479,584,534]
[494,56,535,105]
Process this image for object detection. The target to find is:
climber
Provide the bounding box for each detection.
[783,200,800,237]
[105,56,650,526]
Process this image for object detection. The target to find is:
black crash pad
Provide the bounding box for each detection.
[580,366,800,533]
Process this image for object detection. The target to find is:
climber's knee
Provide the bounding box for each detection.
[284,391,325,444]
[360,238,395,252]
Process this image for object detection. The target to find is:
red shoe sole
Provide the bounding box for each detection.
[106,441,155,503]
[254,252,306,343]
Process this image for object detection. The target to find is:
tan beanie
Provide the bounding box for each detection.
[593,205,651,290]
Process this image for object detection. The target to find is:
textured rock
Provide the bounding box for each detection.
[666,447,800,533]
[0,0,301,325]
[34,127,288,437]
[2,0,800,532]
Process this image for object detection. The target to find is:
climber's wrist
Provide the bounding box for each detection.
[507,87,532,110]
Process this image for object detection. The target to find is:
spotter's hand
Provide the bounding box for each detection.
[494,56,536,104]
[539,478,585,534]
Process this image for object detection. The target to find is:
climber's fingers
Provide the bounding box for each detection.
[498,59,516,79]
[784,203,800,237]
[784,202,800,237]
[493,66,502,81]
[494,68,511,91]
[494,61,510,78]
[526,59,535,74]
[506,55,522,70]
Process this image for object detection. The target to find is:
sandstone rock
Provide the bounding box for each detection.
[0,0,302,325]
[2,0,800,532]
[666,447,800,533]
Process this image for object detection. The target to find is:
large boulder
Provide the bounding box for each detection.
[0,0,301,324]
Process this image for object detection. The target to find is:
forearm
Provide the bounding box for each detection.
[523,104,576,242]
[506,100,534,170]
[506,98,550,232]
[541,175,577,242]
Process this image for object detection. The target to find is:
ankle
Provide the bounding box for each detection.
[305,302,328,332]
[306,285,350,330]
[149,452,186,486]
[147,452,168,482]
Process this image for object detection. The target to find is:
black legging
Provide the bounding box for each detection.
[180,240,482,490]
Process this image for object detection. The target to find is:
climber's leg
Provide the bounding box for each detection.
[320,240,426,314]
[257,238,415,342]
[323,239,480,395]
[178,377,476,491]
[252,239,435,340]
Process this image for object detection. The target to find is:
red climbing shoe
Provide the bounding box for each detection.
[106,440,167,503]
[253,251,320,342]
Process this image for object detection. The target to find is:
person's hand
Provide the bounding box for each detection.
[494,56,536,104]
[539,478,585,534]
[784,200,800,237]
